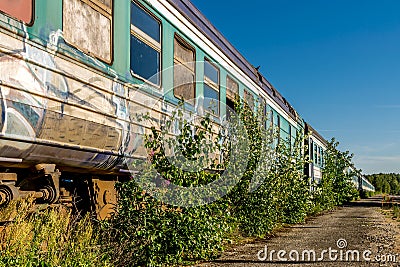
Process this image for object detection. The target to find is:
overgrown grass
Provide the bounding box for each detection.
[0,197,110,267]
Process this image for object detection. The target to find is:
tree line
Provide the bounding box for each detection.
[366,173,400,195]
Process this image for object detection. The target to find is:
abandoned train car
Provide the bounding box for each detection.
[0,0,372,218]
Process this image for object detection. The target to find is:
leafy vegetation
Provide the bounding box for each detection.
[101,105,237,266]
[0,100,361,266]
[366,173,400,195]
[102,100,360,266]
[311,139,359,212]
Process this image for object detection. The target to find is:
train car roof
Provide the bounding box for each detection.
[167,0,299,121]
[305,123,328,147]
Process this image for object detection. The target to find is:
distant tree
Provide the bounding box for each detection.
[365,173,400,195]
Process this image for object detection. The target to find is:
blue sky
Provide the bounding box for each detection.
[191,0,400,174]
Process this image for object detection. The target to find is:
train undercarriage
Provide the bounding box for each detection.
[0,164,120,219]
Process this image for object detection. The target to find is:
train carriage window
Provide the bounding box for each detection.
[0,0,33,24]
[204,59,220,115]
[269,108,274,129]
[314,143,318,165]
[321,149,324,167]
[276,114,280,145]
[274,113,280,128]
[318,147,322,166]
[288,123,292,149]
[63,0,113,63]
[280,118,290,145]
[260,97,267,128]
[290,125,297,147]
[226,75,238,119]
[174,35,195,103]
[244,89,254,111]
[226,75,239,101]
[130,1,161,86]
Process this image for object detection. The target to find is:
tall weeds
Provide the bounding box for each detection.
[0,197,109,267]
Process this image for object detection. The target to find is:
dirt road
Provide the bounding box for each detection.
[196,196,400,266]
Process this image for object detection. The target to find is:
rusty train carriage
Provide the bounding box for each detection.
[0,0,372,219]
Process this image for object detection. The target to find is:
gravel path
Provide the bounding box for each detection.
[195,196,400,266]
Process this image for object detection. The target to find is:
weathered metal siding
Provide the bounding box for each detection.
[0,23,166,173]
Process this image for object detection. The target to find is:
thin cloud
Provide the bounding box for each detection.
[375,105,400,109]
[357,156,400,162]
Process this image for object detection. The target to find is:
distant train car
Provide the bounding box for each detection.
[360,176,375,192]
[305,126,375,194]
[346,166,376,193]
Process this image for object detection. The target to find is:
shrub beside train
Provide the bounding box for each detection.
[0,0,373,218]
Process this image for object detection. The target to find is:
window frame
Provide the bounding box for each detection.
[226,74,239,102]
[260,96,267,129]
[225,74,239,120]
[310,139,314,161]
[63,0,114,64]
[321,149,324,167]
[203,58,220,115]
[270,108,274,129]
[276,114,281,145]
[244,89,255,111]
[314,143,318,165]
[85,0,112,17]
[173,33,196,103]
[130,0,162,87]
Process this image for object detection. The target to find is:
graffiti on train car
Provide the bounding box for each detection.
[0,12,276,207]
[0,17,143,171]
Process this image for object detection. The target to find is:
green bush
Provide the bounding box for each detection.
[102,100,360,265]
[312,139,359,213]
[102,104,237,266]
[230,101,310,236]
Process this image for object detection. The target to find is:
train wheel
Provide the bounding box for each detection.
[40,185,58,204]
[0,184,19,206]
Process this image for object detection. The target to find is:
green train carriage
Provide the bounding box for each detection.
[0,0,305,218]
